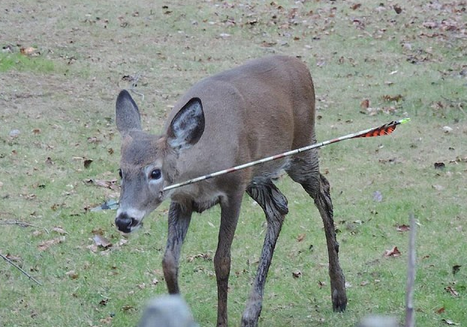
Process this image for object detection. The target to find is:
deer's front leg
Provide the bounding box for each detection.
[215,191,243,327]
[163,201,192,294]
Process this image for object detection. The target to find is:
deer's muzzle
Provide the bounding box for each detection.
[115,212,141,233]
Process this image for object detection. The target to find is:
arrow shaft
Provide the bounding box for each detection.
[163,119,408,192]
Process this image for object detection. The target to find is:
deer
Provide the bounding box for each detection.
[114,55,347,327]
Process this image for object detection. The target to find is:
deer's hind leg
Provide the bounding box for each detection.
[241,179,288,327]
[286,152,347,312]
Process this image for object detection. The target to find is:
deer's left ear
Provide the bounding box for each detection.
[116,90,142,135]
[167,98,205,151]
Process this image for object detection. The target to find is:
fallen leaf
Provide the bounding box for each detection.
[5,253,22,263]
[393,4,402,14]
[383,246,401,257]
[52,226,68,235]
[38,237,65,251]
[434,162,446,170]
[121,305,135,312]
[452,265,461,275]
[292,270,302,278]
[187,253,211,262]
[65,270,79,279]
[20,46,37,56]
[445,286,459,297]
[396,224,410,232]
[93,235,112,249]
[84,159,93,169]
[360,99,370,109]
[100,316,113,324]
[436,307,446,314]
[443,126,453,133]
[45,157,54,166]
[382,94,403,102]
[297,233,306,242]
[99,298,109,306]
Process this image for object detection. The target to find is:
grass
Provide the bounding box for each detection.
[1,0,466,326]
[0,53,56,73]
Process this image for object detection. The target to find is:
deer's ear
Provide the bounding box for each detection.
[167,98,205,151]
[116,90,142,135]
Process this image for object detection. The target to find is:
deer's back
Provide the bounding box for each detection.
[167,56,316,188]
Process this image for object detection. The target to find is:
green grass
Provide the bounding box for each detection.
[1,0,466,326]
[0,53,56,73]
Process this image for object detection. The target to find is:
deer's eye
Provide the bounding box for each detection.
[118,169,123,179]
[149,169,162,180]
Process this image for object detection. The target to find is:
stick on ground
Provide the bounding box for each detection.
[0,253,42,286]
[405,214,417,327]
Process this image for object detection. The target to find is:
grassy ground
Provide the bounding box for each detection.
[1,0,466,326]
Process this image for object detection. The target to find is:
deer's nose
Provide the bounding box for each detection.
[115,213,138,233]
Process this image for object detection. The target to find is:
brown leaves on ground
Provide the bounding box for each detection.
[84,178,118,190]
[396,224,410,232]
[38,236,65,251]
[20,46,39,56]
[383,246,401,258]
[445,285,459,297]
[93,234,112,249]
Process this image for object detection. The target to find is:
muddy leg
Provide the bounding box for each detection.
[162,202,192,294]
[302,173,347,311]
[241,180,289,327]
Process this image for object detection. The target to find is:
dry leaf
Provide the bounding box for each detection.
[93,234,112,248]
[297,233,306,242]
[5,253,22,263]
[52,226,68,235]
[45,157,54,166]
[452,265,461,275]
[84,159,93,169]
[360,99,370,109]
[396,224,410,232]
[445,286,459,297]
[292,270,302,278]
[436,307,446,314]
[442,319,459,325]
[20,46,37,56]
[122,305,135,312]
[100,316,113,324]
[383,246,401,257]
[65,270,79,279]
[38,237,65,251]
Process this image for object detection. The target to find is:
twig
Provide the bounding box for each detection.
[0,219,49,234]
[405,214,417,327]
[0,253,42,286]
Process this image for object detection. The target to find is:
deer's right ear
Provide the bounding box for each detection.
[167,97,205,151]
[116,90,142,135]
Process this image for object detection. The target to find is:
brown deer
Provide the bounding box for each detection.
[115,55,347,327]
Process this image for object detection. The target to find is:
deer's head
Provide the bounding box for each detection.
[115,90,205,233]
